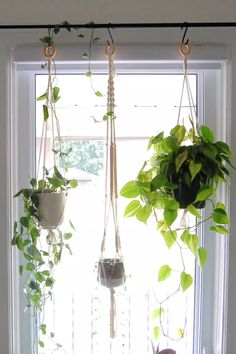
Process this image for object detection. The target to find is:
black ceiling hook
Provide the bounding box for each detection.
[181,22,189,44]
[107,25,115,46]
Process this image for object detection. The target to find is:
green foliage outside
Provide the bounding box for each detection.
[55,139,104,176]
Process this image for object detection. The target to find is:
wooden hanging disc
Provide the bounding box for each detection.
[179,42,191,57]
[105,43,116,56]
[44,44,56,59]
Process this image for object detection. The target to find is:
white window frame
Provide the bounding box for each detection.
[9,45,230,354]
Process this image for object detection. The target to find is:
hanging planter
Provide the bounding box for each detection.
[98,42,125,288]
[96,42,126,338]
[120,39,234,343]
[12,29,78,344]
[37,190,67,229]
[98,258,125,288]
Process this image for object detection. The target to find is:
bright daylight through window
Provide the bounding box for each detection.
[35,73,197,354]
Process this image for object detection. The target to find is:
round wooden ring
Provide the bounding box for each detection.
[179,42,191,57]
[105,43,116,56]
[44,44,56,59]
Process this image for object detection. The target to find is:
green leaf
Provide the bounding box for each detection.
[195,186,213,202]
[95,91,103,97]
[27,245,42,261]
[29,280,40,290]
[69,179,78,188]
[47,177,63,188]
[20,216,29,228]
[38,179,46,189]
[45,277,55,287]
[186,204,202,218]
[153,326,160,341]
[53,86,60,102]
[181,231,199,256]
[163,199,179,227]
[40,324,47,335]
[180,272,193,292]
[36,92,48,101]
[43,105,49,121]
[164,208,177,227]
[124,200,141,217]
[175,148,188,173]
[64,232,72,240]
[201,144,217,158]
[23,252,33,261]
[151,307,164,320]
[161,230,177,248]
[210,225,229,234]
[120,181,140,198]
[39,341,45,348]
[40,36,52,44]
[189,161,202,181]
[197,247,208,268]
[30,178,37,188]
[54,24,60,34]
[164,136,179,151]
[198,125,214,143]
[150,174,167,191]
[69,219,76,231]
[19,265,23,275]
[35,272,45,283]
[30,227,39,239]
[212,208,230,225]
[136,205,152,224]
[26,262,36,271]
[171,125,186,143]
[158,264,172,282]
[216,141,232,157]
[30,293,41,305]
[85,71,92,77]
[149,132,164,147]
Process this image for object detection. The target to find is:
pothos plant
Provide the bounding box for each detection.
[120,120,233,341]
[12,25,78,349]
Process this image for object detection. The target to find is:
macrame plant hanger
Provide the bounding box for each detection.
[37,43,65,181]
[97,43,125,339]
[36,41,67,230]
[177,39,198,130]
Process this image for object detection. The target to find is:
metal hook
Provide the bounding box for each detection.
[181,23,189,44]
[107,25,115,46]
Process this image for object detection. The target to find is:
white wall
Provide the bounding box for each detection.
[0,0,235,24]
[0,3,236,354]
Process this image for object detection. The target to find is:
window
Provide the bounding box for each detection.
[12,53,229,354]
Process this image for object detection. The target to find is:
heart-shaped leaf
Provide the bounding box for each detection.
[197,247,208,268]
[180,272,193,292]
[124,200,141,217]
[158,264,172,282]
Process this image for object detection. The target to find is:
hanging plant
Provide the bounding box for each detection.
[120,40,234,343]
[12,29,78,348]
[97,43,126,338]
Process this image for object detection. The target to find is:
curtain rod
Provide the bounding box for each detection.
[1,21,236,29]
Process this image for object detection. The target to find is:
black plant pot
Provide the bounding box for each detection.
[98,258,125,288]
[172,176,205,209]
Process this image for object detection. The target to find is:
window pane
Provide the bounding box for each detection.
[36,73,197,354]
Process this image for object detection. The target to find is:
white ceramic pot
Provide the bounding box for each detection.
[37,191,67,229]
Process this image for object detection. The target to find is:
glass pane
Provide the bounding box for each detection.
[36,73,197,354]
